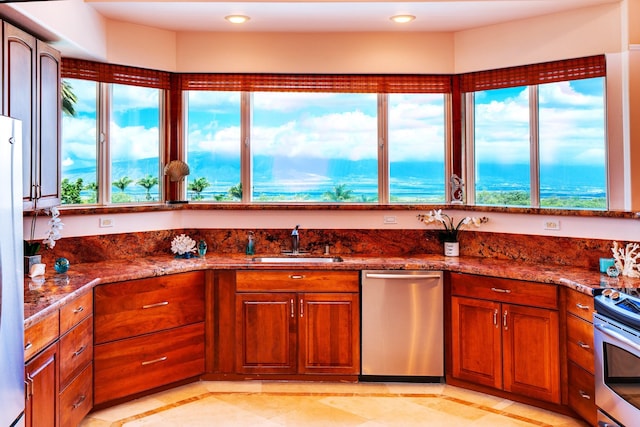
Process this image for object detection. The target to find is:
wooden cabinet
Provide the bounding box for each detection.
[25,342,59,427]
[93,272,206,405]
[235,270,360,377]
[2,22,60,210]
[24,309,59,427]
[450,273,561,404]
[564,288,596,426]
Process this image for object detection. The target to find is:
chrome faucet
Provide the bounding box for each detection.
[291,225,300,255]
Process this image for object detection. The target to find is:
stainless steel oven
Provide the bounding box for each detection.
[594,290,640,427]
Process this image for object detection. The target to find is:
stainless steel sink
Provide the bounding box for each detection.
[252,256,343,263]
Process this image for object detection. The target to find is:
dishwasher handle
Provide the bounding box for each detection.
[364,273,442,280]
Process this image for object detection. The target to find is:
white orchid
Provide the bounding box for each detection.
[417,209,488,242]
[42,206,64,249]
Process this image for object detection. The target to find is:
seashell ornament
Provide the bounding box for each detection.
[164,160,190,182]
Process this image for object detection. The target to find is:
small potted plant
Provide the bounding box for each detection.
[417,209,488,256]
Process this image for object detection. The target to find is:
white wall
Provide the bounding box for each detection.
[25,209,640,243]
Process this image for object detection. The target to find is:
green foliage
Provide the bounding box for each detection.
[61,178,84,204]
[476,190,530,206]
[61,80,78,117]
[112,176,134,192]
[323,183,354,202]
[137,175,159,201]
[111,192,134,203]
[188,177,211,200]
[228,183,242,200]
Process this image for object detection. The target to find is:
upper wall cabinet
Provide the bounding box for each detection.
[2,22,61,211]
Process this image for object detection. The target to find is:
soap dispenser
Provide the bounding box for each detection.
[246,231,255,256]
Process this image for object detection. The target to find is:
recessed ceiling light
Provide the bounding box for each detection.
[225,15,250,24]
[390,15,416,24]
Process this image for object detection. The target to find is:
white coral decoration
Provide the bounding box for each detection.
[42,206,63,249]
[171,234,197,255]
[612,241,640,278]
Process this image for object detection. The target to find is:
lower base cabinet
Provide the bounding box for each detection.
[59,363,93,427]
[25,343,59,427]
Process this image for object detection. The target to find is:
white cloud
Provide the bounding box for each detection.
[110,121,159,161]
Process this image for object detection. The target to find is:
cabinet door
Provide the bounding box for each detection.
[451,296,502,389]
[503,303,560,404]
[35,40,61,208]
[3,23,36,208]
[298,293,360,375]
[25,343,58,427]
[235,293,297,374]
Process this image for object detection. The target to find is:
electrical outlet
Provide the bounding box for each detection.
[543,219,560,230]
[99,217,114,228]
[383,215,397,224]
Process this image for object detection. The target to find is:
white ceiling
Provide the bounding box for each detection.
[85,0,619,33]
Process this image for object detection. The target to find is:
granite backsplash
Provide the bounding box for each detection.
[38,228,615,272]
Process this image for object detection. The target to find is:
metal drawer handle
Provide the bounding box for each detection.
[73,345,86,357]
[300,299,304,317]
[289,275,305,279]
[578,390,591,400]
[141,356,168,366]
[577,341,591,349]
[24,342,33,351]
[491,287,511,294]
[290,299,295,318]
[493,309,498,327]
[72,394,86,409]
[576,303,590,310]
[365,273,442,280]
[142,301,169,309]
[503,310,508,330]
[73,306,84,314]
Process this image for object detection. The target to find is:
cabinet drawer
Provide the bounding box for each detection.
[566,289,594,322]
[567,313,594,374]
[24,310,59,361]
[60,291,92,335]
[94,322,205,405]
[236,270,359,292]
[450,273,557,309]
[94,271,205,344]
[59,315,93,389]
[59,362,93,427]
[567,361,596,426]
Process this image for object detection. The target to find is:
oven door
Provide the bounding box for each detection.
[594,313,640,427]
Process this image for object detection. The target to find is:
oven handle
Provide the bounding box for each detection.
[594,322,640,353]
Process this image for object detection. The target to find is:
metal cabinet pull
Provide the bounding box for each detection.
[290,298,295,318]
[24,342,32,351]
[73,345,86,357]
[503,310,508,330]
[73,306,84,314]
[141,356,167,366]
[578,390,591,400]
[493,309,498,327]
[300,299,304,317]
[142,301,169,309]
[72,394,87,409]
[289,275,305,279]
[491,287,511,294]
[577,341,591,349]
[576,303,590,310]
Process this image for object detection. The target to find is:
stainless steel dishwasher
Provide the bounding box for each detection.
[361,270,443,380]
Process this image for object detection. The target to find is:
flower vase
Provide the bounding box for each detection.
[24,254,42,274]
[444,241,459,257]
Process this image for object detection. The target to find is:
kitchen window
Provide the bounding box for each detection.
[463,56,607,209]
[61,60,169,205]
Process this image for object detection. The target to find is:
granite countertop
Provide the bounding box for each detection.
[24,253,637,328]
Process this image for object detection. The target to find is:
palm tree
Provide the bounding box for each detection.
[228,182,242,200]
[188,177,211,200]
[323,183,354,201]
[137,175,159,201]
[112,176,133,192]
[62,80,78,117]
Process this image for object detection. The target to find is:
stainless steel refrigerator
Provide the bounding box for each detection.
[0,115,25,426]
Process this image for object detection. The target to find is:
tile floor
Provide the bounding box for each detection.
[79,381,590,427]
